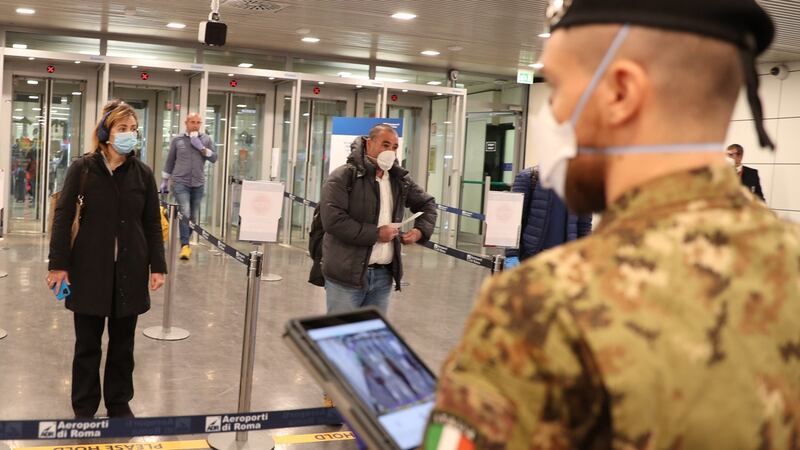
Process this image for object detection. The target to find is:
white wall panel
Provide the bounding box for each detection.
[731,75,782,121]
[769,164,800,211]
[775,117,800,163]
[778,71,800,118]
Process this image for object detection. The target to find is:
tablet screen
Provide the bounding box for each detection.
[308,318,436,449]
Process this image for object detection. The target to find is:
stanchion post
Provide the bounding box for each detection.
[143,204,190,341]
[260,243,282,282]
[492,255,506,276]
[208,251,275,450]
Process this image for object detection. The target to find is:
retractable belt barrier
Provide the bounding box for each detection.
[229,177,485,222]
[270,189,505,274]
[160,200,251,267]
[0,407,342,440]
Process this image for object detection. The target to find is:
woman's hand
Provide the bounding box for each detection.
[150,273,165,291]
[46,270,70,290]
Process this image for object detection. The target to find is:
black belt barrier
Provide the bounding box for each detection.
[223,181,504,273]
[176,211,251,267]
[420,240,495,270]
[160,198,251,267]
[0,407,342,440]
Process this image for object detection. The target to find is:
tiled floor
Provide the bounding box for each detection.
[0,233,490,449]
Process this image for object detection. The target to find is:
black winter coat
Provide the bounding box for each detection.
[48,151,167,318]
[320,137,437,290]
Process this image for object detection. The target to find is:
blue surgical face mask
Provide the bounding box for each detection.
[535,24,724,206]
[111,131,138,155]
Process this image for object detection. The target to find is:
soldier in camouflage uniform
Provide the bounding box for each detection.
[424,1,800,449]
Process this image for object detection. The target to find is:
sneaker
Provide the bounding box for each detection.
[322,392,335,408]
[179,245,192,260]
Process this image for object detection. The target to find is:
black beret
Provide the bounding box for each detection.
[548,0,775,54]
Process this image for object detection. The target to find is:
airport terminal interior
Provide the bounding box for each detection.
[0,0,800,449]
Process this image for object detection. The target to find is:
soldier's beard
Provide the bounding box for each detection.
[565,155,606,215]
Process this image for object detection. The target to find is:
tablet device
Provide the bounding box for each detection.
[284,308,437,450]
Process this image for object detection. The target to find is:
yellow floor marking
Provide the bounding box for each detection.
[274,431,356,445]
[14,439,210,450]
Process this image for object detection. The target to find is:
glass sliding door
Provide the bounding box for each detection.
[8,76,86,233]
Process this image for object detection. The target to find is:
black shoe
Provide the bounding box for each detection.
[74,411,95,419]
[107,405,135,418]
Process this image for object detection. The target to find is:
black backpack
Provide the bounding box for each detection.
[308,165,357,287]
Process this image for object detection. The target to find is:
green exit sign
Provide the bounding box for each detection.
[517,69,535,85]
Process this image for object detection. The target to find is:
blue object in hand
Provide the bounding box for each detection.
[54,280,70,301]
[504,256,520,269]
[190,136,205,151]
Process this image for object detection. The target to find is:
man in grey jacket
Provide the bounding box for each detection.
[161,113,218,260]
[320,124,437,314]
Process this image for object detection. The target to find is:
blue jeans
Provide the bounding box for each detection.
[172,183,204,246]
[325,267,393,315]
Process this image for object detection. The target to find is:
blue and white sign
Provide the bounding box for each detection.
[330,118,404,175]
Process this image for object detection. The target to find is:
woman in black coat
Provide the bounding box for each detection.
[47,100,167,419]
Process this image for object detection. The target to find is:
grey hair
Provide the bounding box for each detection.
[368,124,398,140]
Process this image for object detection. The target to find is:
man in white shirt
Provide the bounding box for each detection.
[319,124,438,314]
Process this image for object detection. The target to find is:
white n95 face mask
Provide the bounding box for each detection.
[534,103,577,201]
[374,151,396,171]
[536,25,632,200]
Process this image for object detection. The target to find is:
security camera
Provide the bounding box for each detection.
[199,11,227,47]
[770,64,789,80]
[448,69,459,82]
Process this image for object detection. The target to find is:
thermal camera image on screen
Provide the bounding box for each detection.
[315,325,436,414]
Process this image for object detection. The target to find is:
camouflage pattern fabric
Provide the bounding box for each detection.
[426,164,800,450]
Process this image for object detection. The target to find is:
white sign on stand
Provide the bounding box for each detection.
[239,181,284,243]
[483,191,524,248]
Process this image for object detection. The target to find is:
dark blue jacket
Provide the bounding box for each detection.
[506,167,592,261]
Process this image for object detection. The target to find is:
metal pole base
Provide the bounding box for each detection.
[143,326,190,341]
[0,329,7,340]
[208,433,275,450]
[260,273,282,282]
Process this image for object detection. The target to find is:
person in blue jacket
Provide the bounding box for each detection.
[505,166,592,268]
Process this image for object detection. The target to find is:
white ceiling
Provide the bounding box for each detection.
[0,0,799,76]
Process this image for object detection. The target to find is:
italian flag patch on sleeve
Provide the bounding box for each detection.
[424,413,477,450]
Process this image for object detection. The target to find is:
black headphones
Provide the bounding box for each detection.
[96,110,113,143]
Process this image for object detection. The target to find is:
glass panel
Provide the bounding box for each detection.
[9,77,46,232]
[290,99,311,243]
[388,106,421,172]
[458,112,522,246]
[376,66,446,86]
[226,94,265,242]
[6,32,100,55]
[364,103,377,118]
[107,41,197,63]
[203,92,228,233]
[110,85,181,171]
[204,50,286,70]
[292,59,370,79]
[48,81,85,199]
[290,99,347,245]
